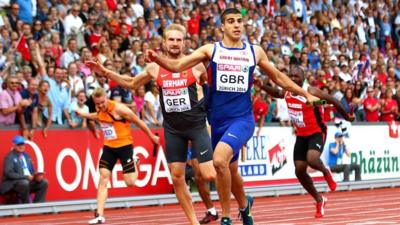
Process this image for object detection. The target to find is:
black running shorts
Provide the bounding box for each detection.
[99,144,135,173]
[293,132,326,161]
[164,127,213,163]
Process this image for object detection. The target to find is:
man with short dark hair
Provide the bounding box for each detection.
[0,76,30,127]
[60,38,80,69]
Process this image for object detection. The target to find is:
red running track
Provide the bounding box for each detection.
[1,187,399,225]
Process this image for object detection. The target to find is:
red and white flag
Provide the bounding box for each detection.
[388,121,399,138]
[267,0,276,17]
[16,35,30,61]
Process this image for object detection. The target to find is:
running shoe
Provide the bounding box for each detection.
[199,211,219,224]
[324,169,337,191]
[220,217,232,225]
[315,196,327,218]
[239,195,254,225]
[88,212,105,224]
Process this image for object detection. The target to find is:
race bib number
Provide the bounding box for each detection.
[162,88,191,113]
[100,123,117,140]
[288,109,305,128]
[216,64,249,93]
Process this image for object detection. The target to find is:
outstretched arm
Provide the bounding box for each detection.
[115,104,159,144]
[308,86,355,122]
[255,46,319,103]
[85,61,155,89]
[257,81,285,99]
[146,44,212,72]
[75,110,98,120]
[33,43,47,78]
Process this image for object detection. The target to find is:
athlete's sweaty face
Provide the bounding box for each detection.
[164,30,184,57]
[221,13,243,41]
[288,68,304,87]
[94,95,108,112]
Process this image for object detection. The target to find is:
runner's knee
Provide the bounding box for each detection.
[171,172,185,185]
[213,157,228,172]
[124,173,138,187]
[295,166,307,177]
[202,172,216,182]
[124,179,136,187]
[98,174,110,187]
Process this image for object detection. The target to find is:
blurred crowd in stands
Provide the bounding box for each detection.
[0,0,399,140]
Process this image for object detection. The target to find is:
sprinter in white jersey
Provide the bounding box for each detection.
[146,8,320,225]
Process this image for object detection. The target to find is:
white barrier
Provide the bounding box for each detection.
[239,122,400,184]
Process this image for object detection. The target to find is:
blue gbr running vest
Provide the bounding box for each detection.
[207,42,256,124]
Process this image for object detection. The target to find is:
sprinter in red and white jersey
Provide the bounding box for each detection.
[259,66,354,218]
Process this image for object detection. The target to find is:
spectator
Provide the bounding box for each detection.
[276,97,291,127]
[59,38,80,69]
[77,47,93,78]
[264,94,277,123]
[0,76,30,126]
[20,78,39,140]
[66,62,84,101]
[85,74,110,98]
[7,3,20,31]
[17,0,34,25]
[132,53,146,76]
[34,44,73,127]
[380,89,398,122]
[0,135,48,203]
[110,85,131,104]
[363,87,380,122]
[328,132,361,182]
[252,86,268,137]
[339,88,360,120]
[143,81,162,126]
[50,33,64,68]
[63,4,83,36]
[32,20,42,41]
[187,10,200,36]
[69,90,88,128]
[133,85,145,118]
[37,80,52,137]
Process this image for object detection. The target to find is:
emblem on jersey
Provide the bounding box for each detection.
[172,73,180,78]
[242,66,249,73]
[181,71,188,78]
[180,88,188,95]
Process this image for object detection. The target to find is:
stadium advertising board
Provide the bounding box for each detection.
[0,129,173,201]
[240,123,400,185]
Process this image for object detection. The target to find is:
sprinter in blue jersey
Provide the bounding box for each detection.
[146,8,319,225]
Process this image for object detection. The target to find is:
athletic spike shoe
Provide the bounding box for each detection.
[324,169,337,191]
[220,217,232,225]
[315,196,327,218]
[199,211,219,224]
[238,195,254,225]
[88,212,105,224]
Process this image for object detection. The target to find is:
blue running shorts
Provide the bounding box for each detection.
[211,114,255,162]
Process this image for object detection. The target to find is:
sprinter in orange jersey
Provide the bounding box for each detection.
[76,87,159,224]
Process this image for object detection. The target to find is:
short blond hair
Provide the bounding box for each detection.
[92,87,107,98]
[163,24,186,40]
